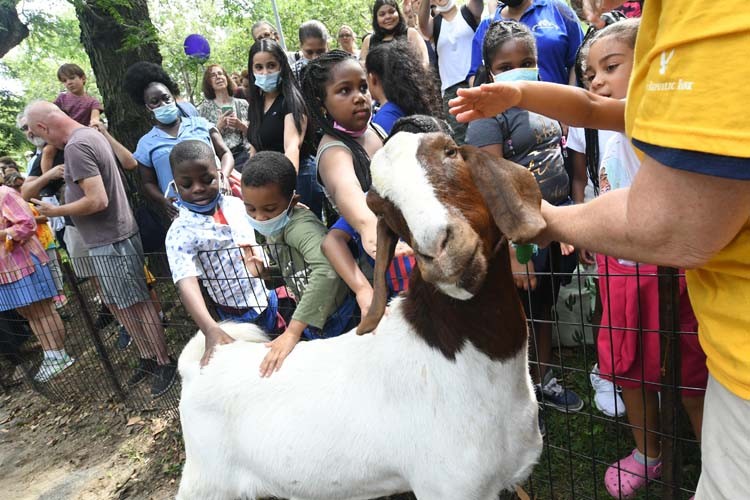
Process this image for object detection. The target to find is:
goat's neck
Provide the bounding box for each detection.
[401,244,527,362]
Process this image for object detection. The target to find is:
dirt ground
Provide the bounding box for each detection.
[0,387,181,500]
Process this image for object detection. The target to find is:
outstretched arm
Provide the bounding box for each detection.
[538,155,750,268]
[417,0,434,40]
[450,81,625,132]
[178,277,235,367]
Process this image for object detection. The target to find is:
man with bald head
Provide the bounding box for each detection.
[25,101,177,398]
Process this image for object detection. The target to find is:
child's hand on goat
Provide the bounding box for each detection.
[260,322,304,377]
[202,325,236,367]
[355,285,374,319]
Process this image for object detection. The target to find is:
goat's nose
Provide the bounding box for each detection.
[421,227,451,260]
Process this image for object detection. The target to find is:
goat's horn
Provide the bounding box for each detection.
[356,217,397,334]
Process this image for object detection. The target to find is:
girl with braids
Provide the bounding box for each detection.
[359,0,429,67]
[465,20,583,425]
[567,10,627,265]
[321,114,451,314]
[365,39,443,134]
[301,50,387,259]
[247,40,322,214]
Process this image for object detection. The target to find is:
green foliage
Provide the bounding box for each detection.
[151,0,373,105]
[0,89,29,161]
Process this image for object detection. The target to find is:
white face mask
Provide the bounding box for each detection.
[434,0,456,13]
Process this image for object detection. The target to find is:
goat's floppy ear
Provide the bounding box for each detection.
[356,216,398,335]
[461,145,546,242]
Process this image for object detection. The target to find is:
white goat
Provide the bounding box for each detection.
[177,131,546,500]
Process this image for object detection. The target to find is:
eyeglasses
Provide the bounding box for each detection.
[209,72,225,80]
[338,33,353,39]
[20,124,29,132]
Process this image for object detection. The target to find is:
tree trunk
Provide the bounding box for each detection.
[0,0,29,58]
[74,0,162,151]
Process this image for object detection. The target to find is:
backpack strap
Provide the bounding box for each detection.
[461,4,479,31]
[433,14,443,49]
[370,122,388,142]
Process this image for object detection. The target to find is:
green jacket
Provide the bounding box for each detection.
[267,207,349,328]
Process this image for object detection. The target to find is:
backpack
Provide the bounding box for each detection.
[433,5,479,61]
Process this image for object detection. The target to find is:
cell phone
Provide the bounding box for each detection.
[221,105,234,114]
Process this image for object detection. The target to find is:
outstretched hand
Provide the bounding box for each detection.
[449,83,523,123]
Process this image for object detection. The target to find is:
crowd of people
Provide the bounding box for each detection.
[2,0,748,498]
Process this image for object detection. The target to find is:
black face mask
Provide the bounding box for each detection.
[504,0,525,8]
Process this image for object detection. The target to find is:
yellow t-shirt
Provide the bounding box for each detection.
[625,1,750,399]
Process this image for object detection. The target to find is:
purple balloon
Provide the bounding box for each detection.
[184,34,210,60]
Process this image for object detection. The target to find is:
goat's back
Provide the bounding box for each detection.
[177,303,541,500]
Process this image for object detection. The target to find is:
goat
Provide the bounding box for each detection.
[177,131,546,500]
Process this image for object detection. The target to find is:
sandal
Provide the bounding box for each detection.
[604,449,662,498]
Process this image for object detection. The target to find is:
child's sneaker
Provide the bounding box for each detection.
[34,354,75,382]
[590,364,626,417]
[127,358,157,387]
[53,295,68,309]
[116,326,132,351]
[538,370,584,413]
[151,358,177,398]
[604,449,662,498]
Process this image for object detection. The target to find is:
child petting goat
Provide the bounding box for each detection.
[177,131,545,500]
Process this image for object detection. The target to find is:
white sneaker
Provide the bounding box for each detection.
[590,364,626,417]
[34,354,75,382]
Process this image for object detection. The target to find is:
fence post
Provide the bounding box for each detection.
[61,260,126,402]
[658,266,682,500]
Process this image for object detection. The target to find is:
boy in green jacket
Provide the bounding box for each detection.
[242,151,355,378]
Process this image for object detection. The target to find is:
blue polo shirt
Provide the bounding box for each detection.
[467,0,583,85]
[133,116,213,195]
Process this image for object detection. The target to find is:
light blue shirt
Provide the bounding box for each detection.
[133,116,213,195]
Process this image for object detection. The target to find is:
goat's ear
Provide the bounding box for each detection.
[461,145,546,242]
[356,216,397,335]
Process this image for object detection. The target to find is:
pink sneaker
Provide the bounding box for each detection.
[604,449,662,498]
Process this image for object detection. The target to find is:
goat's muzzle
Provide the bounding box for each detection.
[415,212,488,300]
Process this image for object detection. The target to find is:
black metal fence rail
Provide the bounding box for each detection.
[0,248,704,499]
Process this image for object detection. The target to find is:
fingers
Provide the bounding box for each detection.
[200,347,214,367]
[560,243,575,256]
[260,342,291,378]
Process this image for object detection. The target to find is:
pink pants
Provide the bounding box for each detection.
[596,255,707,396]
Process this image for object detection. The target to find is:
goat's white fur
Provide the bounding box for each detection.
[178,305,541,500]
[371,132,450,256]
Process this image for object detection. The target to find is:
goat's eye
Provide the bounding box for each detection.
[445,147,457,158]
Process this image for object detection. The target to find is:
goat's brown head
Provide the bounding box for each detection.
[357,132,546,334]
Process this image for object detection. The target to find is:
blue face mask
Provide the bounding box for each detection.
[254,71,281,93]
[245,193,294,236]
[493,67,539,83]
[180,192,221,214]
[152,102,180,125]
[166,180,222,214]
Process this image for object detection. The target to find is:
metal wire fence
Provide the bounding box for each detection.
[0,245,704,499]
